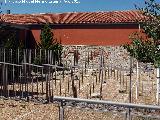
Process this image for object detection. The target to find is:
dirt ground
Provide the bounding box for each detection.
[0,98,124,120]
[0,98,159,120]
[0,67,159,120]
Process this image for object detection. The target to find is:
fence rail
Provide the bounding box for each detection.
[54,96,160,120]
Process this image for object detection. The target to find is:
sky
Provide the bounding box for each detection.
[0,0,159,14]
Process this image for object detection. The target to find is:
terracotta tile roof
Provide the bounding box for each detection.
[0,10,146,25]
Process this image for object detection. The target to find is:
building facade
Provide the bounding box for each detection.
[0,10,145,47]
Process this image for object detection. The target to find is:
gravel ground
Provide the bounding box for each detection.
[0,99,128,120]
[0,99,159,120]
[0,68,159,120]
[0,99,59,120]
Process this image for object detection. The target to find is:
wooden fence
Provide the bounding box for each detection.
[0,46,159,119]
[0,46,158,105]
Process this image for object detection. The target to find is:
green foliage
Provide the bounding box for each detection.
[38,23,62,51]
[4,31,17,49]
[124,32,157,63]
[139,0,160,42]
[0,25,24,49]
[39,24,54,49]
[124,0,160,67]
[34,24,63,65]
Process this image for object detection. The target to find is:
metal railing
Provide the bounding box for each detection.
[54,96,160,120]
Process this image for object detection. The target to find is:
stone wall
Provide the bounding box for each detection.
[62,45,131,70]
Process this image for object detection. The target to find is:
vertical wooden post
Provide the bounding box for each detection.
[45,49,46,64]
[2,64,5,96]
[48,66,51,101]
[127,108,132,120]
[89,84,92,98]
[108,66,110,79]
[10,49,12,63]
[29,49,31,63]
[12,65,15,97]
[2,64,6,97]
[111,65,113,77]
[25,64,29,101]
[100,49,103,100]
[67,74,70,94]
[45,66,49,102]
[18,48,20,64]
[123,70,125,87]
[142,81,144,96]
[50,50,52,64]
[23,49,26,63]
[71,67,77,98]
[156,67,160,105]
[126,75,128,92]
[93,81,95,93]
[81,67,84,84]
[128,56,132,120]
[35,49,37,63]
[78,69,81,92]
[4,48,5,62]
[59,70,62,96]
[129,56,132,103]
[41,68,44,94]
[120,69,122,90]
[117,69,119,81]
[136,61,139,100]
[36,67,39,99]
[40,49,42,64]
[55,64,57,88]
[87,50,89,66]
[104,69,107,81]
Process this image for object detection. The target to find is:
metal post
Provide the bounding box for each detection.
[127,108,131,120]
[59,101,64,120]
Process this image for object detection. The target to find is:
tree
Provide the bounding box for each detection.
[39,24,54,49]
[35,24,63,65]
[137,0,160,43]
[124,0,160,67]
[39,24,62,51]
[124,0,160,104]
